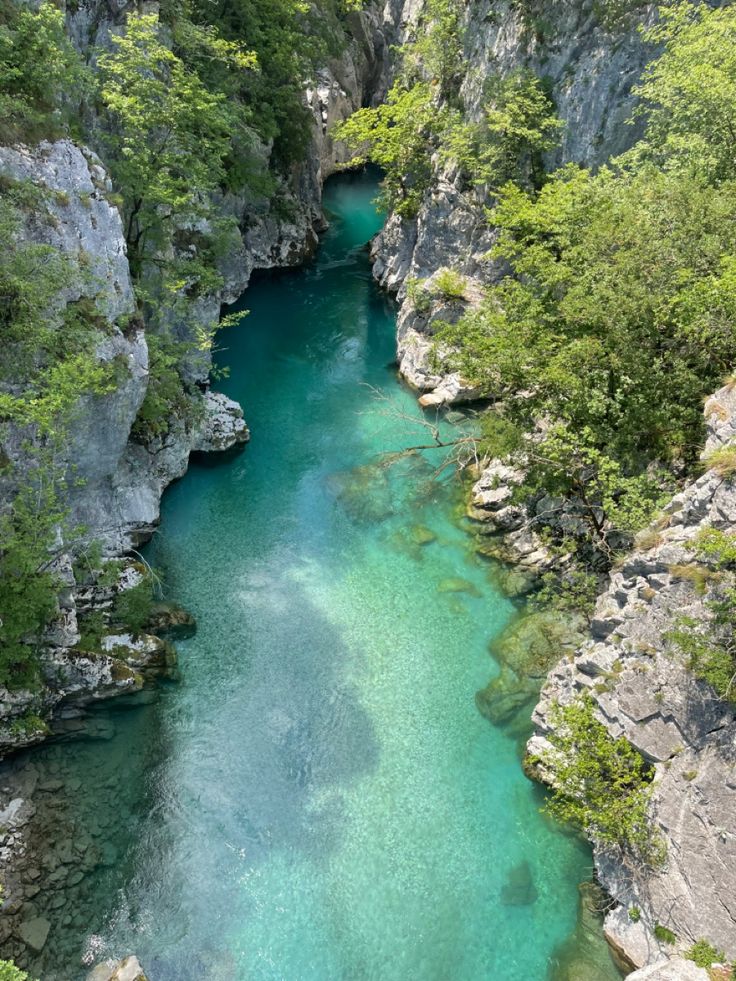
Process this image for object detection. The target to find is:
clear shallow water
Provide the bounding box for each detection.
[11,171,618,980]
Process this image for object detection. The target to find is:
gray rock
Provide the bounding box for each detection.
[528,383,736,967]
[17,915,50,952]
[88,956,149,981]
[626,960,710,981]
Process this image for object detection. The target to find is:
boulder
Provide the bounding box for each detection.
[17,915,50,952]
[88,956,149,981]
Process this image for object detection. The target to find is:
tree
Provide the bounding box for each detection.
[0,960,34,981]
[635,1,736,183]
[535,695,664,866]
[668,528,736,703]
[442,70,563,190]
[335,82,450,217]
[400,0,465,101]
[0,2,88,142]
[439,161,736,469]
[97,13,242,279]
[0,188,117,685]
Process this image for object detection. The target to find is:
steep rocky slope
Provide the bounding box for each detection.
[527,386,736,971]
[365,3,736,977]
[0,3,387,754]
[371,0,653,404]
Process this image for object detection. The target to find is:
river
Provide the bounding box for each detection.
[11,170,621,981]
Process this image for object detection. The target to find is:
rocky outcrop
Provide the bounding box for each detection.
[370,0,654,395]
[0,0,389,751]
[626,961,710,981]
[527,383,736,970]
[88,955,149,981]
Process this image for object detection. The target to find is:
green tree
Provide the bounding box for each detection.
[668,528,736,703]
[97,13,241,279]
[0,186,117,685]
[635,1,736,183]
[438,162,736,470]
[442,70,563,190]
[400,0,465,100]
[335,82,450,217]
[0,2,88,142]
[536,695,664,865]
[0,960,34,981]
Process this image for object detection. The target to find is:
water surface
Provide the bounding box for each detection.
[15,171,616,980]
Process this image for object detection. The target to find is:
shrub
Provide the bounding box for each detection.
[0,960,34,981]
[686,939,725,968]
[703,445,736,478]
[9,713,49,739]
[112,578,155,633]
[536,695,665,865]
[667,529,736,703]
[432,268,467,301]
[654,924,677,944]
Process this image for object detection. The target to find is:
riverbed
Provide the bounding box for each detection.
[8,171,620,981]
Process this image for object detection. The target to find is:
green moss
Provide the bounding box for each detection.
[9,712,49,739]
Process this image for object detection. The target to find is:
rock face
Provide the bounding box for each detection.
[0,3,388,755]
[0,8,391,971]
[626,961,710,981]
[371,0,653,397]
[527,383,736,969]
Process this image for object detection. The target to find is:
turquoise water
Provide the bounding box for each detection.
[12,170,613,980]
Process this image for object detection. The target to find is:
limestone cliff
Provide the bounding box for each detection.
[365,3,735,977]
[527,387,736,971]
[371,0,653,403]
[0,5,387,755]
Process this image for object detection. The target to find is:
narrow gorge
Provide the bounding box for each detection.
[0,1,735,980]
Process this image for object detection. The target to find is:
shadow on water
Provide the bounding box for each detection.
[1,167,623,981]
[6,575,380,980]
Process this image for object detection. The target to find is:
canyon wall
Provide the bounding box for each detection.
[368,1,735,975]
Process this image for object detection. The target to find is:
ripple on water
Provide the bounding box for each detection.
[5,170,621,981]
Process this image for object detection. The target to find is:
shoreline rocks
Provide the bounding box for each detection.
[526,384,736,970]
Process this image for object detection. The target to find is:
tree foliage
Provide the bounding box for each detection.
[98,13,242,279]
[441,71,563,190]
[0,187,116,685]
[537,695,664,865]
[335,82,449,216]
[0,1,88,142]
[635,1,736,183]
[435,1,736,561]
[0,960,34,981]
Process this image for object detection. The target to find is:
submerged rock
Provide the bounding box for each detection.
[410,524,436,545]
[88,956,149,981]
[549,882,622,981]
[145,602,197,640]
[476,668,537,728]
[328,463,395,523]
[17,916,50,952]
[500,860,538,906]
[437,577,481,596]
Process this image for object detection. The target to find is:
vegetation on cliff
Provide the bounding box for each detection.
[432,1,736,569]
[0,0,360,682]
[336,0,561,213]
[534,695,664,865]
